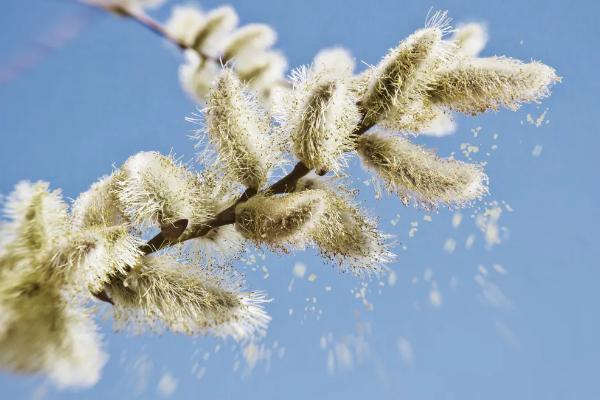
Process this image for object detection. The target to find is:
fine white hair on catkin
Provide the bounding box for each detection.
[0,182,107,388]
[71,174,124,230]
[360,22,451,132]
[450,22,488,58]
[204,69,279,190]
[235,51,288,101]
[223,23,277,63]
[108,255,270,341]
[43,299,107,389]
[114,151,213,230]
[190,5,239,56]
[312,47,356,79]
[165,5,206,48]
[187,224,246,266]
[276,66,360,172]
[428,57,560,114]
[307,188,394,275]
[166,5,238,56]
[357,132,488,208]
[0,181,69,267]
[54,226,143,294]
[234,190,327,249]
[179,49,221,103]
[0,278,107,388]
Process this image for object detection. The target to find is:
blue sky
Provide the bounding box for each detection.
[1,0,599,399]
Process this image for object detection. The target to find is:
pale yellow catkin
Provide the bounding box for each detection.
[357,132,488,207]
[71,174,123,229]
[108,255,269,340]
[309,190,393,274]
[280,66,360,172]
[450,22,488,57]
[360,25,448,131]
[0,182,106,388]
[54,226,143,293]
[234,191,326,248]
[428,57,559,114]
[114,151,213,229]
[222,23,277,63]
[205,69,276,189]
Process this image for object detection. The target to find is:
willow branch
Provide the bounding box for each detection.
[79,0,215,58]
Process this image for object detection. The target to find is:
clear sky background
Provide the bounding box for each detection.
[0,0,598,399]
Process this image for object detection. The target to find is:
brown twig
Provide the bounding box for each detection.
[79,0,216,58]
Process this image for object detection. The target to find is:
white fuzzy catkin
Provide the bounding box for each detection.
[236,51,288,99]
[165,5,206,48]
[0,181,69,267]
[55,226,143,293]
[191,6,239,56]
[0,280,107,388]
[223,24,277,63]
[205,69,277,189]
[114,151,212,229]
[278,66,360,172]
[0,182,106,388]
[451,22,488,58]
[312,47,356,79]
[179,49,220,102]
[44,301,107,389]
[166,5,238,55]
[108,255,270,340]
[71,174,123,229]
[429,57,559,114]
[188,224,246,265]
[357,132,488,207]
[307,189,393,274]
[234,191,326,249]
[360,22,450,131]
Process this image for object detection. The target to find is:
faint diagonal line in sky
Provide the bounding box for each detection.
[0,7,100,85]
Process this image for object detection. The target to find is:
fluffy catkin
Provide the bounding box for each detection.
[188,224,246,265]
[179,49,220,102]
[0,181,69,272]
[278,66,360,172]
[190,6,238,56]
[114,151,212,229]
[54,226,143,293]
[108,255,270,340]
[71,174,123,229]
[0,182,106,388]
[360,24,449,131]
[234,191,326,248]
[223,24,277,63]
[235,51,288,100]
[165,5,205,47]
[0,277,106,388]
[357,132,488,207]
[307,189,393,274]
[312,48,356,78]
[205,69,277,189]
[166,5,238,55]
[428,57,559,114]
[450,22,488,57]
